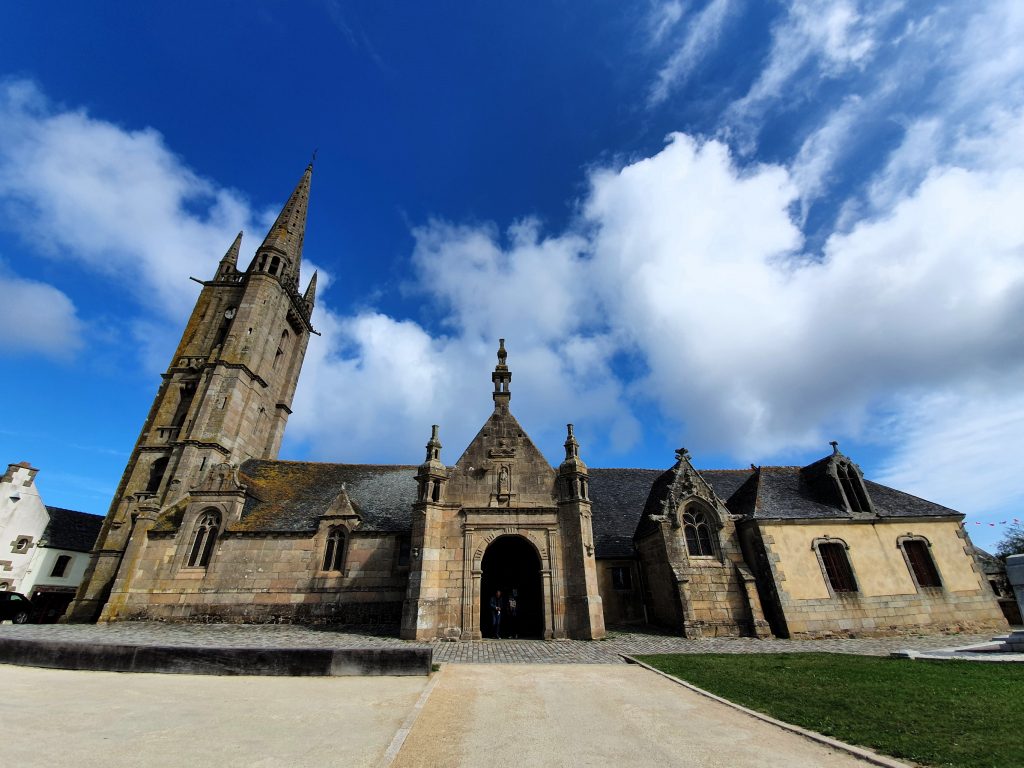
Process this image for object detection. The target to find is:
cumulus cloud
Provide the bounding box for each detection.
[0,263,82,359]
[0,78,257,319]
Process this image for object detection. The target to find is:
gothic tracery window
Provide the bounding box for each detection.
[187,510,220,568]
[322,527,347,572]
[682,506,718,557]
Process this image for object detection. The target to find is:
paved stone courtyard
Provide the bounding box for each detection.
[0,622,1001,664]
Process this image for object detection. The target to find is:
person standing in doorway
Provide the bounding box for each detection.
[490,590,503,639]
[508,589,519,638]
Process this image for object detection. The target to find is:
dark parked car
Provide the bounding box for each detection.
[0,591,33,623]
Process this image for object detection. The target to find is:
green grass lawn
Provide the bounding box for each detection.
[634,653,1022,768]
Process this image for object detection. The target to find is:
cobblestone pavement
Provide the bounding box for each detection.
[0,622,1002,664]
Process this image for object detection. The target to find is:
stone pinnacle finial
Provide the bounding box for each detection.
[675,447,691,464]
[564,423,579,461]
[303,270,318,306]
[215,231,243,279]
[830,440,840,455]
[424,424,442,463]
[492,338,511,409]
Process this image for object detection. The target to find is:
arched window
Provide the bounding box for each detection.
[899,536,942,589]
[269,256,281,276]
[682,506,717,557]
[50,554,73,578]
[814,538,858,593]
[322,527,347,572]
[146,457,169,494]
[273,330,289,370]
[187,510,220,568]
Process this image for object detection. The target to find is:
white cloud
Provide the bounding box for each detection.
[0,78,257,320]
[648,0,685,47]
[649,0,735,105]
[0,264,82,359]
[875,383,1024,524]
[724,0,900,152]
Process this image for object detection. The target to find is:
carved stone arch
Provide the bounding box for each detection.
[473,530,549,571]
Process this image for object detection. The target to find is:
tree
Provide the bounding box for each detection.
[996,523,1024,559]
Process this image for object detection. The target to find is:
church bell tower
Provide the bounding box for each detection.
[65,164,318,622]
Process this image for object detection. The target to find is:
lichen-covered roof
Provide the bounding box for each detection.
[589,468,663,558]
[237,460,418,533]
[218,454,961,541]
[41,506,103,552]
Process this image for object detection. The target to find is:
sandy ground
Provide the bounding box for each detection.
[391,664,876,768]
[0,664,427,768]
[1,662,886,767]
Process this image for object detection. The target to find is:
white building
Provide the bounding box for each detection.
[1,461,102,621]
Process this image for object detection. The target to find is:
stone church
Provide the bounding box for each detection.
[65,165,1007,640]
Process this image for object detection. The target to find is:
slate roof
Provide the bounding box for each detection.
[725,466,962,521]
[588,468,663,558]
[225,455,961,545]
[238,460,418,533]
[41,506,103,552]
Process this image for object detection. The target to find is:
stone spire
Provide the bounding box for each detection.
[491,338,511,411]
[303,270,318,308]
[255,163,313,285]
[216,231,243,279]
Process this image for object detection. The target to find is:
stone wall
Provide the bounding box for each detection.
[103,526,408,625]
[756,519,1008,637]
[595,559,645,624]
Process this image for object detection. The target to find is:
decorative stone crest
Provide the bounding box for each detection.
[649,447,721,527]
[192,462,246,495]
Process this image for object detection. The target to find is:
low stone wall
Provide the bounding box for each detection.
[0,637,431,676]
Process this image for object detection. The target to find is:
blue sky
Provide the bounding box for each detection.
[1,1,1022,551]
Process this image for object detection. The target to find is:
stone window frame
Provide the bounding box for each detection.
[49,554,73,578]
[833,460,873,514]
[394,533,412,571]
[896,534,943,591]
[10,535,34,554]
[681,502,721,559]
[321,525,349,574]
[183,508,221,569]
[811,536,859,596]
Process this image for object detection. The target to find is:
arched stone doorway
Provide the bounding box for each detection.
[479,535,544,638]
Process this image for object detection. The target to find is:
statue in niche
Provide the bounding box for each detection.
[498,466,510,495]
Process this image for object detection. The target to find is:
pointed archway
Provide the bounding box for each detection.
[479,535,544,639]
